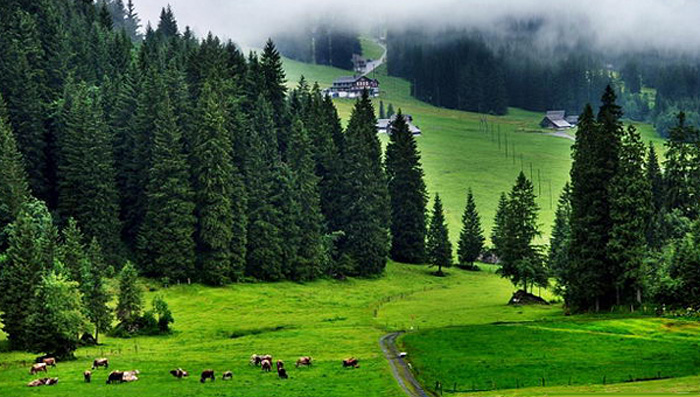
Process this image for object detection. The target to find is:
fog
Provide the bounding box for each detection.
[134,0,700,54]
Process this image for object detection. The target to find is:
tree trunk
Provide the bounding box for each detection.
[95,326,99,345]
[636,288,642,304]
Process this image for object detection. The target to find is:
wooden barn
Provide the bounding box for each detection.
[540,110,577,130]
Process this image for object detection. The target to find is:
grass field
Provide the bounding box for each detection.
[400,318,700,393]
[0,263,559,396]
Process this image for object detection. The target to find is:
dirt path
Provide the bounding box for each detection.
[379,332,430,397]
[545,131,575,141]
[362,39,387,76]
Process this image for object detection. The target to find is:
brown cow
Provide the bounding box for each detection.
[276,360,285,371]
[222,371,233,380]
[170,368,189,378]
[278,367,288,379]
[30,363,47,375]
[27,378,58,387]
[92,358,109,370]
[342,358,359,368]
[106,371,124,384]
[42,357,56,367]
[261,359,272,372]
[200,369,215,383]
[84,370,92,383]
[296,356,312,368]
[250,354,262,366]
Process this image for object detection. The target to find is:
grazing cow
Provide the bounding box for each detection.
[84,370,92,383]
[42,357,56,367]
[277,367,288,379]
[222,371,233,380]
[30,363,47,375]
[106,371,124,384]
[250,354,263,366]
[170,368,189,378]
[261,359,272,372]
[27,378,58,387]
[342,358,359,368]
[200,369,215,383]
[276,360,285,371]
[122,370,139,382]
[92,358,109,370]
[296,356,312,368]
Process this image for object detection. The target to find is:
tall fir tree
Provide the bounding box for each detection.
[287,119,324,280]
[137,94,196,282]
[80,239,112,344]
[457,189,484,269]
[664,112,697,217]
[608,125,652,305]
[60,218,87,283]
[0,95,30,243]
[260,39,289,155]
[116,261,142,327]
[426,194,452,275]
[191,82,237,285]
[548,183,571,281]
[498,172,543,291]
[339,91,390,276]
[57,82,122,263]
[245,97,283,280]
[646,142,664,249]
[386,111,428,264]
[156,5,178,38]
[491,192,508,256]
[0,198,57,348]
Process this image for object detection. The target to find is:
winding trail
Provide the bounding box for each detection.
[379,332,430,397]
[362,39,387,77]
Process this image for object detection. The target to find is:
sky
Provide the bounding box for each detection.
[134,0,700,55]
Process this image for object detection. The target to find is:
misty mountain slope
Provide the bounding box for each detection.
[283,54,661,241]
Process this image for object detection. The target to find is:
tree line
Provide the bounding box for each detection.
[274,21,361,71]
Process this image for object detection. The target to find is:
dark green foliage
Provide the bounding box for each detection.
[608,125,652,305]
[0,97,30,242]
[26,271,86,359]
[151,295,174,333]
[339,92,390,276]
[0,198,58,349]
[137,93,196,282]
[57,82,122,263]
[663,112,698,217]
[116,261,142,328]
[387,103,395,118]
[426,194,452,275]
[80,238,112,343]
[275,24,361,70]
[191,82,238,285]
[457,189,484,269]
[245,97,283,280]
[548,183,571,282]
[646,143,664,248]
[287,119,324,280]
[496,172,544,291]
[60,218,87,283]
[379,101,385,119]
[386,110,428,264]
[491,193,508,254]
[260,39,289,154]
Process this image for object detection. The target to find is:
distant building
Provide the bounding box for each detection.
[540,110,578,130]
[324,75,380,98]
[377,114,421,135]
[352,54,368,74]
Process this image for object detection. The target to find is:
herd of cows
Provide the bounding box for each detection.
[25,354,362,387]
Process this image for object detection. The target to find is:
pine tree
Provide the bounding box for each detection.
[79,240,112,344]
[379,100,385,119]
[457,188,484,269]
[608,125,652,305]
[191,82,237,285]
[124,0,142,41]
[260,39,289,155]
[57,82,122,263]
[0,198,57,348]
[26,271,86,358]
[245,97,283,280]
[116,261,142,327]
[386,110,428,263]
[548,183,571,281]
[387,103,395,118]
[156,5,178,38]
[664,112,696,217]
[60,218,87,283]
[426,194,452,275]
[498,172,543,291]
[339,91,390,276]
[647,142,664,215]
[287,119,324,280]
[491,193,508,256]
[0,95,30,242]
[137,94,196,282]
[271,160,301,279]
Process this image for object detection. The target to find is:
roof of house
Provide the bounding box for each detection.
[333,75,378,85]
[545,110,566,120]
[549,118,572,129]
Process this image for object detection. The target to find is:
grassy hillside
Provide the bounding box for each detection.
[284,58,664,243]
